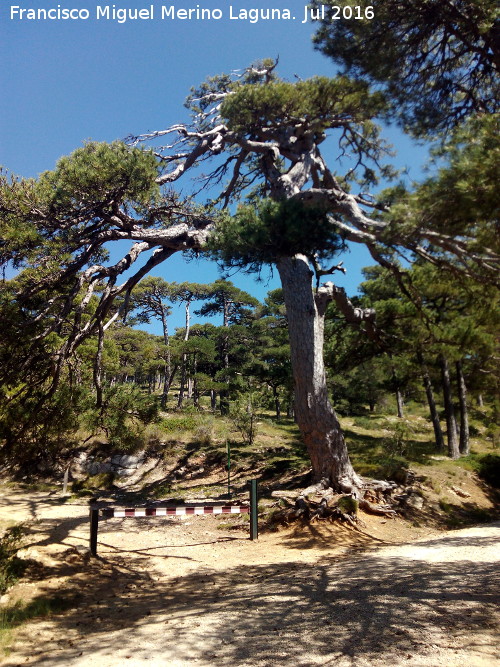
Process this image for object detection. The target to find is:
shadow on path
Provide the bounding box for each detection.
[5,527,499,667]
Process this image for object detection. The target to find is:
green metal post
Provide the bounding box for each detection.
[250,478,258,541]
[227,440,231,499]
[90,506,99,556]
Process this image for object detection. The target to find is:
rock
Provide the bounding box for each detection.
[79,450,148,477]
[88,461,112,476]
[406,493,424,510]
[74,545,89,555]
[396,489,425,510]
[451,485,471,498]
[111,453,145,471]
[271,491,300,499]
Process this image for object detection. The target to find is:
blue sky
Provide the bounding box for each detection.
[0,0,431,334]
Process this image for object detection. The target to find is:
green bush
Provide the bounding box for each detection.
[0,526,26,595]
[477,454,500,488]
[382,420,416,458]
[81,385,159,452]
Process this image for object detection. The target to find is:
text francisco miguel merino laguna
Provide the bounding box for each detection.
[8,4,338,24]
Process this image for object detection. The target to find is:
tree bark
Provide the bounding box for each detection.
[177,301,191,409]
[219,300,230,415]
[439,354,460,459]
[93,322,105,408]
[210,389,217,411]
[395,388,405,418]
[418,351,444,452]
[272,385,281,420]
[456,360,470,456]
[277,255,361,493]
[160,307,171,408]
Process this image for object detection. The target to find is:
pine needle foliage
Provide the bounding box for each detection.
[210,198,346,271]
[221,76,386,134]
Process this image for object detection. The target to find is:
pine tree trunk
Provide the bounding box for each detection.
[273,386,281,420]
[277,255,361,493]
[219,302,230,415]
[177,362,187,408]
[390,362,404,417]
[439,354,460,459]
[418,352,444,451]
[210,389,217,411]
[93,323,104,408]
[177,302,191,409]
[456,360,470,455]
[395,388,404,418]
[160,308,171,409]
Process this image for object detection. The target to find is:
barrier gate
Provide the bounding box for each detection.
[89,479,259,556]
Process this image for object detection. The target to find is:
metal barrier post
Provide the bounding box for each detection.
[250,479,258,541]
[90,506,99,556]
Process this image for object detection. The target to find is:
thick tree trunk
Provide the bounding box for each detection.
[439,354,460,459]
[277,255,361,493]
[418,352,444,452]
[456,360,470,456]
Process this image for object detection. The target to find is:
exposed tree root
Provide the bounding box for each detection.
[358,499,397,516]
[268,477,403,530]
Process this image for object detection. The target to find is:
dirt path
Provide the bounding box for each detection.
[1,488,499,666]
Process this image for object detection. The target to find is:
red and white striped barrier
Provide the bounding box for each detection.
[89,479,259,556]
[101,505,249,518]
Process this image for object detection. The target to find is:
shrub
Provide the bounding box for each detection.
[382,419,416,458]
[0,526,26,595]
[477,454,500,488]
[229,394,260,446]
[81,385,159,452]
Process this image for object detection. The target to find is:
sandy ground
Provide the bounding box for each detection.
[0,488,499,667]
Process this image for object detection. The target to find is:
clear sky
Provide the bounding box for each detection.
[0,0,431,334]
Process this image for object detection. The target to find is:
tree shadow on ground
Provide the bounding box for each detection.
[5,528,499,666]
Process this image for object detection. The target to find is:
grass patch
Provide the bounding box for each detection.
[0,596,75,656]
[161,415,198,433]
[71,472,115,493]
[151,482,173,499]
